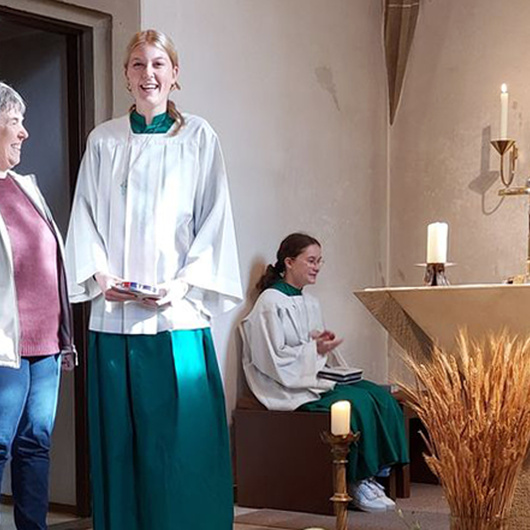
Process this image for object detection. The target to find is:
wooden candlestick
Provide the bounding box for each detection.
[321,431,360,530]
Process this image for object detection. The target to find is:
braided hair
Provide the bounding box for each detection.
[124,29,185,136]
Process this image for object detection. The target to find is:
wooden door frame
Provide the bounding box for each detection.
[0,6,94,517]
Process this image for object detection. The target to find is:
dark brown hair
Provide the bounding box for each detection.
[257,233,321,292]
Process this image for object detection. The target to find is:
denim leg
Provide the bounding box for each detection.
[0,361,31,490]
[12,355,60,530]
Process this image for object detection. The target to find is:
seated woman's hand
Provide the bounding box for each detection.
[94,272,137,302]
[318,329,337,341]
[314,330,343,355]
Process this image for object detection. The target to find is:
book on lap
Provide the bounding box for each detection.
[317,366,363,384]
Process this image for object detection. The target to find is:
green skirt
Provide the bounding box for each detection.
[300,380,409,482]
[88,329,233,530]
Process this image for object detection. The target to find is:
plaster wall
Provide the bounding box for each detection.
[2,0,390,444]
[141,0,391,412]
[388,0,530,375]
[390,0,530,288]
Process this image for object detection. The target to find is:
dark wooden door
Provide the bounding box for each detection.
[0,6,94,517]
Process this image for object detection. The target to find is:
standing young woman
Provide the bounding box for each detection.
[65,30,242,530]
[241,233,408,513]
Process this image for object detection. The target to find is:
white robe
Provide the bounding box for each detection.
[65,114,242,334]
[241,288,345,411]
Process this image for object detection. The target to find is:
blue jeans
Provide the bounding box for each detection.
[0,355,61,530]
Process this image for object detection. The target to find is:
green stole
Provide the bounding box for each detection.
[269,280,303,297]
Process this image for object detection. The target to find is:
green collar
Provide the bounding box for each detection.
[130,110,175,134]
[270,281,303,297]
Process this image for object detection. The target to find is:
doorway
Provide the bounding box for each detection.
[0,5,94,522]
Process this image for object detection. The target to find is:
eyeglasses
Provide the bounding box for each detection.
[301,257,325,268]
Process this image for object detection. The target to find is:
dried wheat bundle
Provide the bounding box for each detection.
[400,331,530,521]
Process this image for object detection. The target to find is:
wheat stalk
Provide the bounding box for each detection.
[400,331,530,524]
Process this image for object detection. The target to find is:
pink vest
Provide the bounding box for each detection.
[0,176,61,356]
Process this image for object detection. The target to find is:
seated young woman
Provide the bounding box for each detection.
[241,233,409,513]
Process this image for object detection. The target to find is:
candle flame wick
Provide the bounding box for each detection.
[501,83,508,93]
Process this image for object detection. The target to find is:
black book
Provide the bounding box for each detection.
[317,366,363,384]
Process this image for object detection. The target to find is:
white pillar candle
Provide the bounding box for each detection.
[427,222,448,264]
[331,400,351,436]
[500,83,509,139]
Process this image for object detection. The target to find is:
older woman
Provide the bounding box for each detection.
[66,30,242,530]
[0,82,75,530]
[241,233,409,513]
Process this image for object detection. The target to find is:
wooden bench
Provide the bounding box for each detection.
[233,393,411,515]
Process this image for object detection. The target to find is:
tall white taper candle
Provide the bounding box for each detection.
[500,83,509,139]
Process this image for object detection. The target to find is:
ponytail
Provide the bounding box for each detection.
[257,262,283,292]
[256,232,321,293]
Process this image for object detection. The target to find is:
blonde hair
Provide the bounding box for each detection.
[124,29,184,135]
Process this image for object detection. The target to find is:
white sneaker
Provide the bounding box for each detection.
[367,478,396,510]
[379,494,396,510]
[350,480,388,513]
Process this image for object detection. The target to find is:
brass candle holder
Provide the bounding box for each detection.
[491,138,518,188]
[321,431,360,530]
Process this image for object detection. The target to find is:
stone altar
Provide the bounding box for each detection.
[355,283,530,528]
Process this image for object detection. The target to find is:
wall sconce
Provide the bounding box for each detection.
[490,139,518,188]
[490,86,530,282]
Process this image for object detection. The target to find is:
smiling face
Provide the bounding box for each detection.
[125,43,178,118]
[284,244,323,289]
[0,107,28,173]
